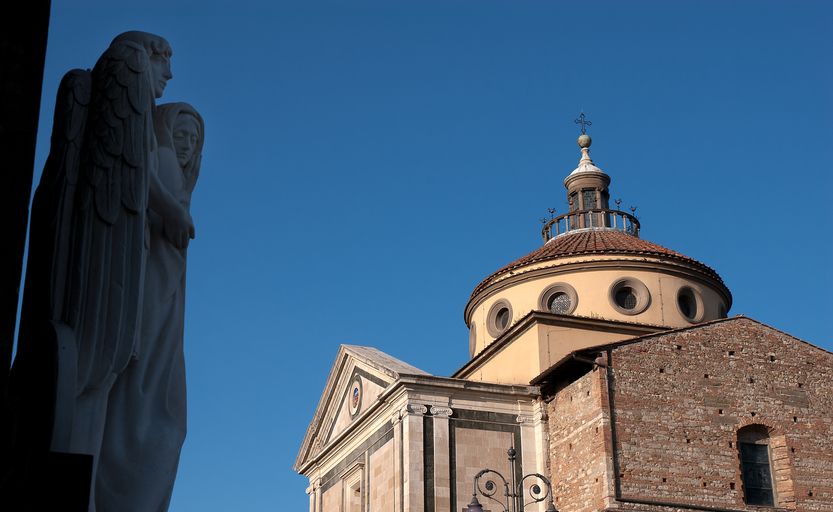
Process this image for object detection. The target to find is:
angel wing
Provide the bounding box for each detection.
[83,40,153,223]
[62,39,156,392]
[19,68,91,334]
[11,36,162,457]
[11,69,92,453]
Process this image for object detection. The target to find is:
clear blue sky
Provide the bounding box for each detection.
[32,1,833,510]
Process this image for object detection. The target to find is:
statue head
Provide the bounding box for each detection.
[112,31,173,98]
[173,114,201,168]
[154,102,205,193]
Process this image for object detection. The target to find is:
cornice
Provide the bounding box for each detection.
[295,373,540,475]
[452,311,667,380]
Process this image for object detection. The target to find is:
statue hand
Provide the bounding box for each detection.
[162,205,195,249]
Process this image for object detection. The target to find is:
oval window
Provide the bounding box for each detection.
[615,287,638,310]
[677,286,704,323]
[538,283,578,316]
[486,300,513,337]
[609,278,650,315]
[495,307,510,330]
[548,292,571,314]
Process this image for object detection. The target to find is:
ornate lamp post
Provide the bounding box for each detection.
[465,447,558,512]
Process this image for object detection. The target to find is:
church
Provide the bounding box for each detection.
[294,124,833,512]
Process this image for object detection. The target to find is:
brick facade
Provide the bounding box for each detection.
[546,318,833,512]
[549,368,614,512]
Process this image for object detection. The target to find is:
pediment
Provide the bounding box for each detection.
[294,345,429,472]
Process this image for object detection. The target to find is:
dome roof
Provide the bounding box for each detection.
[471,230,725,298]
[567,147,606,177]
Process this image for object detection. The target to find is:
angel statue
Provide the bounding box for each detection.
[97,102,204,510]
[6,31,196,511]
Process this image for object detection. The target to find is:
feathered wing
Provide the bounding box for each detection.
[64,40,155,393]
[11,69,92,453]
[19,69,92,337]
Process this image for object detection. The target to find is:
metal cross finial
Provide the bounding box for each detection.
[574,112,592,135]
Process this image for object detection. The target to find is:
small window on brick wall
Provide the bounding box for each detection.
[737,425,775,506]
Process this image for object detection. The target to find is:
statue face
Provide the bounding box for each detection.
[173,114,200,167]
[149,51,173,98]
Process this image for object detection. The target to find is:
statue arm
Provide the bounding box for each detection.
[147,161,194,249]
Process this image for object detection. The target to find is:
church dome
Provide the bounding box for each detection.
[464,122,732,358]
[471,230,725,299]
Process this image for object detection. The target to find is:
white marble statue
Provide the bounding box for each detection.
[10,31,197,511]
[97,102,203,510]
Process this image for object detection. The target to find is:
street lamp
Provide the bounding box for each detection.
[466,447,558,512]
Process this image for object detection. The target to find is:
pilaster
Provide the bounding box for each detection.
[518,402,549,512]
[389,409,404,512]
[431,405,453,511]
[403,403,427,512]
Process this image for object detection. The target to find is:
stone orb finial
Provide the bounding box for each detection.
[577,133,592,148]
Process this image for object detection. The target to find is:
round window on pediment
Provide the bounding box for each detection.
[538,283,578,315]
[677,286,705,323]
[486,300,513,338]
[609,278,650,315]
[348,378,362,418]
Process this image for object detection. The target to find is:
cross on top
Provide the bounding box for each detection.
[574,112,592,135]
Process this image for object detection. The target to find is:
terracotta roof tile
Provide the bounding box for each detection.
[471,230,724,298]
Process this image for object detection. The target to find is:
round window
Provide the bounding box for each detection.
[615,287,638,310]
[486,299,513,337]
[677,286,704,323]
[548,292,571,314]
[348,378,362,417]
[495,307,510,330]
[538,283,578,316]
[609,278,650,315]
[678,291,695,318]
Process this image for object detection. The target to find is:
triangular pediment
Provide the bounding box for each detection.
[294,345,429,472]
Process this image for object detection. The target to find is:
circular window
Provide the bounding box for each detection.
[486,299,513,337]
[496,308,509,329]
[677,286,704,323]
[550,293,570,313]
[538,283,578,315]
[615,288,638,310]
[348,378,362,417]
[609,278,650,315]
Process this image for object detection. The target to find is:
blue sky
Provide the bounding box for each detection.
[31,1,833,510]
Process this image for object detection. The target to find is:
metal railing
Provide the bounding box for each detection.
[541,208,640,242]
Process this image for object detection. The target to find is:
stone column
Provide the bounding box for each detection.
[390,409,403,512]
[431,405,453,511]
[403,404,427,512]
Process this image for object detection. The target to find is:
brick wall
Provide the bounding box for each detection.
[549,368,612,512]
[547,318,833,512]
